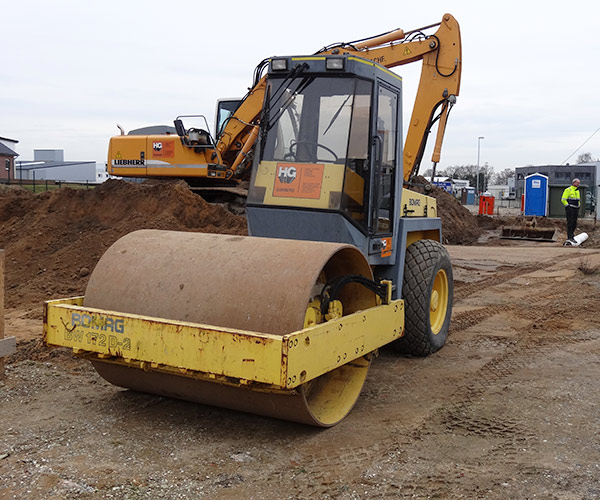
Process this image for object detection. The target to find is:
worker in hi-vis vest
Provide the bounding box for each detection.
[561,178,581,245]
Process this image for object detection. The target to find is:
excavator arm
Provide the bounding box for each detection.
[217,13,461,182]
[215,75,267,177]
[316,13,461,182]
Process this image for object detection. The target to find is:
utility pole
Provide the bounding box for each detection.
[477,136,484,194]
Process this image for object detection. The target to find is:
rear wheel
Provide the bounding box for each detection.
[393,239,453,356]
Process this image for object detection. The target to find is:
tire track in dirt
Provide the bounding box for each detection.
[280,265,600,498]
[449,305,517,333]
[432,277,598,425]
[453,263,543,301]
[408,281,599,478]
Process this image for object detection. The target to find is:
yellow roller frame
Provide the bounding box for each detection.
[44,296,404,391]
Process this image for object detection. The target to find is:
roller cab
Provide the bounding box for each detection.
[247,55,440,267]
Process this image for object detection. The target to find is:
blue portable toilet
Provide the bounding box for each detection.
[461,187,475,205]
[524,173,549,216]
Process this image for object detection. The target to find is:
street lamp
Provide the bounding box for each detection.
[477,136,484,194]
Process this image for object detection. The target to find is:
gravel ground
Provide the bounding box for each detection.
[2,245,600,499]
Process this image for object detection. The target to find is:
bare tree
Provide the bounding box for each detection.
[577,152,594,163]
[421,165,495,191]
[493,168,515,185]
[443,164,492,191]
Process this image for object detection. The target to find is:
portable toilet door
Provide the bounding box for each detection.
[524,173,549,216]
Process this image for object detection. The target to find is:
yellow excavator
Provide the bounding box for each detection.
[45,13,461,427]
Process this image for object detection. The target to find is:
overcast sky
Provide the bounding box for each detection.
[2,0,599,172]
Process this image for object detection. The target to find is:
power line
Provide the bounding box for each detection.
[561,126,600,164]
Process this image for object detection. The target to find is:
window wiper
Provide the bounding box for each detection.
[322,93,352,136]
[266,76,315,132]
[262,63,308,127]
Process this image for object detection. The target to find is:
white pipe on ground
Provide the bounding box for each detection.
[568,232,589,246]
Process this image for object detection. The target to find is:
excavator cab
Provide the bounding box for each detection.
[173,115,214,149]
[247,55,403,263]
[215,98,242,139]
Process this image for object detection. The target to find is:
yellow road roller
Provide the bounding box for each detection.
[45,33,461,427]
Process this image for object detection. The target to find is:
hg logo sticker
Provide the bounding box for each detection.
[277,165,297,184]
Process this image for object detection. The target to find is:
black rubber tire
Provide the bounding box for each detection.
[393,239,453,356]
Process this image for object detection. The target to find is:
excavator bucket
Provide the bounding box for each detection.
[500,226,555,242]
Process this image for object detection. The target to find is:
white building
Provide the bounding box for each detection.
[445,178,470,198]
[487,184,511,200]
[16,149,101,183]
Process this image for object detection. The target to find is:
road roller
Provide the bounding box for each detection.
[44,51,459,426]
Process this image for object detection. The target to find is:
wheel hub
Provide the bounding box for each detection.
[430,290,439,312]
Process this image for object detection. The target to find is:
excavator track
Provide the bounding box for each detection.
[83,230,377,426]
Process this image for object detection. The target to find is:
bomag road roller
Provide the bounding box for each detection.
[44,15,461,427]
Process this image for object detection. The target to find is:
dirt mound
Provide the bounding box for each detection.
[411,177,483,244]
[0,180,247,311]
[0,177,488,314]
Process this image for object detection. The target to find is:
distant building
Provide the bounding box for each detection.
[429,177,471,198]
[487,184,510,200]
[431,176,453,194]
[487,178,516,201]
[450,179,470,197]
[0,136,19,181]
[16,149,100,183]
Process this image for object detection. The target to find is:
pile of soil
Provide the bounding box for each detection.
[411,177,483,244]
[2,178,590,315]
[0,180,246,310]
[0,178,488,312]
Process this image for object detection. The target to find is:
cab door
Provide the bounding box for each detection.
[369,83,400,257]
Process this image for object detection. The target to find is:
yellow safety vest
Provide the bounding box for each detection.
[561,185,580,208]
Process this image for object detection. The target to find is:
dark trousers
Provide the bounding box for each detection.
[565,206,578,240]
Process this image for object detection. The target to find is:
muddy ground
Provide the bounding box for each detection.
[1,182,599,499]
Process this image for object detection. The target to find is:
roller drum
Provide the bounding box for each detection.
[85,230,377,426]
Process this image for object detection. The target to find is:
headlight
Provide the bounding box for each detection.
[326,58,344,70]
[271,58,288,71]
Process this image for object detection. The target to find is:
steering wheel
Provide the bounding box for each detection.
[286,140,339,162]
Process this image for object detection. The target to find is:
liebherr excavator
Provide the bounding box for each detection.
[44,13,462,427]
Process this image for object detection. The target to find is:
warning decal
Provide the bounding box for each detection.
[380,237,392,258]
[273,163,324,199]
[152,141,175,158]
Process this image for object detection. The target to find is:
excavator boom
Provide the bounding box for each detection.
[317,13,461,181]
